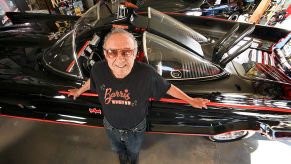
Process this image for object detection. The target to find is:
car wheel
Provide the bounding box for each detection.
[207,130,249,142]
[228,12,240,21]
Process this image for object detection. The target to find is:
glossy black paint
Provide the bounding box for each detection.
[0,1,291,140]
[0,12,79,47]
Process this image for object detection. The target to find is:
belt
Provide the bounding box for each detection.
[103,117,146,132]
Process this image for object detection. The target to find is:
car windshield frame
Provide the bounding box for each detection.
[143,31,226,80]
[42,2,103,79]
[146,7,207,57]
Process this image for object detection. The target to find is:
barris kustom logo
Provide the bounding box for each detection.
[104,88,137,107]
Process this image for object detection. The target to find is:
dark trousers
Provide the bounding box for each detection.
[103,118,146,164]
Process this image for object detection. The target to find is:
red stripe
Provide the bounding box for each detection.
[256,64,291,83]
[0,114,259,137]
[203,16,230,21]
[262,51,265,65]
[58,90,98,97]
[147,129,259,137]
[66,40,90,72]
[157,98,291,113]
[112,24,129,29]
[0,114,103,129]
[59,90,291,113]
[264,65,291,83]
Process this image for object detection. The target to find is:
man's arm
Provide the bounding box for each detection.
[167,84,209,109]
[68,79,91,100]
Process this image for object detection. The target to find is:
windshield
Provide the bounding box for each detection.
[143,32,224,80]
[43,30,81,78]
[42,1,112,79]
[147,7,207,56]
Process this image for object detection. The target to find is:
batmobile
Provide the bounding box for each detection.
[0,0,291,142]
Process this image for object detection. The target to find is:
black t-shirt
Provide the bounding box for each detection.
[90,60,171,129]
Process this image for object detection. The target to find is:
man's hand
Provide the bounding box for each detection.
[68,79,91,100]
[68,88,81,100]
[189,98,210,109]
[167,84,210,109]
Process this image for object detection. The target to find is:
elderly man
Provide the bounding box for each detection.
[69,28,209,164]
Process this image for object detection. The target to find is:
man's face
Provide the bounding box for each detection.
[103,33,136,78]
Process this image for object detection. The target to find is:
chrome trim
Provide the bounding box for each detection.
[72,27,84,79]
[148,7,151,18]
[42,30,82,79]
[165,72,228,81]
[42,55,82,79]
[143,32,149,64]
[210,131,248,141]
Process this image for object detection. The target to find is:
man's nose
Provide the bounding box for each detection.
[116,51,126,60]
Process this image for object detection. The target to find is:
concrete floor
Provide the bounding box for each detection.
[0,116,290,164]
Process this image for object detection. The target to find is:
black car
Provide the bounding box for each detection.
[0,0,290,142]
[0,11,80,48]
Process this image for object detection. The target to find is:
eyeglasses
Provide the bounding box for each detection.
[104,48,135,59]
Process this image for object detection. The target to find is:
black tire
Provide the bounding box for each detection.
[207,130,249,142]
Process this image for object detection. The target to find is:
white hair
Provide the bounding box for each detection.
[103,28,138,54]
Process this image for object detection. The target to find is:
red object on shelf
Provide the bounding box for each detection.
[112,24,129,29]
[286,4,291,18]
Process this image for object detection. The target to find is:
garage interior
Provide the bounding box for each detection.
[0,117,291,164]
